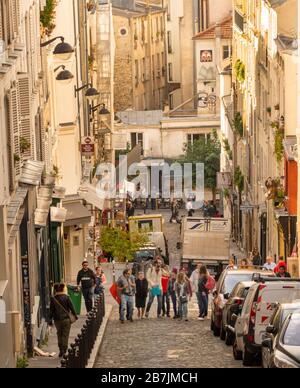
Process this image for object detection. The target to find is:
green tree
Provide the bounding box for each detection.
[99,227,149,262]
[180,130,221,200]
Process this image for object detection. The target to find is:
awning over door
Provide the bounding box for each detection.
[63,202,92,227]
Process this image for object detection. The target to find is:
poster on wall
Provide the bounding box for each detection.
[200,50,213,62]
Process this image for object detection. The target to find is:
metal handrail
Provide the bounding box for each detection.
[61,293,105,368]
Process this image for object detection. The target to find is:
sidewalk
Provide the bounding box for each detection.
[28,316,86,369]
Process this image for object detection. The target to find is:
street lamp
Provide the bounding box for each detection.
[41,36,74,61]
[75,83,100,102]
[54,65,74,84]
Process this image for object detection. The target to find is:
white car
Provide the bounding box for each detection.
[232,277,300,366]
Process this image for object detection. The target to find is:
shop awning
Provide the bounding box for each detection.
[78,184,105,210]
[63,202,92,227]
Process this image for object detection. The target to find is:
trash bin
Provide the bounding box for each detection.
[67,285,82,315]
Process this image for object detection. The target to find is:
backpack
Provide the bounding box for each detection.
[205,276,216,291]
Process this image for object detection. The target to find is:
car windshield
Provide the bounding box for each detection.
[283,318,300,346]
[223,274,254,294]
[134,250,156,262]
[281,309,300,326]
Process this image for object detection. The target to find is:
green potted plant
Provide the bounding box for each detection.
[274,187,285,208]
[234,166,244,193]
[234,112,244,138]
[266,107,272,115]
[14,153,21,164]
[20,137,31,154]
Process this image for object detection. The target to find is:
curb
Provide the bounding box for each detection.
[87,304,113,369]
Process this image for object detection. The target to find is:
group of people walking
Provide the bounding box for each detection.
[117,258,214,324]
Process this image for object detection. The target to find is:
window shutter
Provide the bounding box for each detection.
[29,8,37,85]
[7,87,21,181]
[17,73,33,160]
[0,1,4,41]
[11,0,19,37]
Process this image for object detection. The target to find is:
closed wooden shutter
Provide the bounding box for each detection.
[7,87,21,181]
[17,73,33,160]
[11,0,19,38]
[29,8,37,85]
[0,1,4,41]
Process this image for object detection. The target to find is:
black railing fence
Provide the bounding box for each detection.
[61,293,105,368]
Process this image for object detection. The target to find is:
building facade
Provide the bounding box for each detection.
[113,0,166,111]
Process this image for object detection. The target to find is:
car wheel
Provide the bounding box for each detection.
[225,330,234,346]
[243,347,255,367]
[233,340,243,360]
[220,323,226,341]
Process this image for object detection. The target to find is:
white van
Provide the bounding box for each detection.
[233,277,300,366]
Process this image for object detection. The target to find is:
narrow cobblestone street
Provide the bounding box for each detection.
[94,302,244,369]
[95,209,247,369]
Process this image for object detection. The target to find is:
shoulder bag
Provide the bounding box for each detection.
[54,297,77,324]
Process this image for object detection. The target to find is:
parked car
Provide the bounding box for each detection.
[264,312,300,368]
[132,244,161,276]
[211,266,274,337]
[262,301,300,368]
[222,281,255,345]
[233,277,300,366]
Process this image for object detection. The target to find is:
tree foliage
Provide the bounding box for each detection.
[180,129,221,193]
[99,227,149,262]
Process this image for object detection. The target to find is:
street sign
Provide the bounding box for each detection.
[81,137,95,157]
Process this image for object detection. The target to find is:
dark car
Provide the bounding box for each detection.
[211,266,274,337]
[262,312,300,369]
[262,302,300,368]
[222,281,254,345]
[132,246,161,276]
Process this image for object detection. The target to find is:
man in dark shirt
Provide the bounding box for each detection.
[77,261,96,312]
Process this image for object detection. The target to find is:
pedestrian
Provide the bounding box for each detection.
[168,269,179,318]
[190,263,202,318]
[252,247,262,266]
[117,269,135,324]
[198,265,209,320]
[76,261,96,312]
[49,283,78,358]
[161,266,171,318]
[186,200,194,217]
[145,258,164,318]
[135,272,148,319]
[175,272,192,322]
[240,258,249,268]
[263,256,277,271]
[94,266,107,297]
[275,261,291,278]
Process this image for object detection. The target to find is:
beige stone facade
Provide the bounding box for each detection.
[113,3,166,111]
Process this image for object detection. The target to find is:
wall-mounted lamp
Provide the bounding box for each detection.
[54,65,74,84]
[75,83,100,102]
[41,36,74,61]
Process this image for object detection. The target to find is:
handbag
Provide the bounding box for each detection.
[54,297,77,324]
[179,295,188,304]
[151,286,162,297]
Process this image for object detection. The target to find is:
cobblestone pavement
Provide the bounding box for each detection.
[95,299,245,369]
[95,210,248,369]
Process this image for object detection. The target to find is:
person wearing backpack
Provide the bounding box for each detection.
[198,265,210,321]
